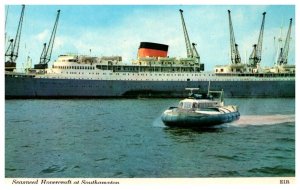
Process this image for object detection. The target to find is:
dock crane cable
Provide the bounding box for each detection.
[179,9,194,58]
[5,5,25,71]
[277,18,292,65]
[36,10,61,69]
[228,10,241,65]
[249,12,266,67]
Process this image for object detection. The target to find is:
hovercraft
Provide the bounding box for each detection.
[161,87,240,128]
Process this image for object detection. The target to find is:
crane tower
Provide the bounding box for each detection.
[277,18,292,65]
[5,5,25,71]
[35,10,61,69]
[228,10,241,65]
[249,12,266,67]
[179,9,194,58]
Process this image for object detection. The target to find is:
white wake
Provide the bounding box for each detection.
[230,114,295,127]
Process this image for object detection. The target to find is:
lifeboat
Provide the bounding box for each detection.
[161,87,240,128]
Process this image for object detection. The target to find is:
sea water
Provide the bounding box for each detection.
[5,98,295,177]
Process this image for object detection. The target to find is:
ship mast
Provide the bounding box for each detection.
[277,18,292,65]
[249,12,266,67]
[5,5,25,71]
[35,10,60,69]
[228,10,241,65]
[179,9,194,58]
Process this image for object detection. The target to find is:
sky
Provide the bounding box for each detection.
[4,4,295,71]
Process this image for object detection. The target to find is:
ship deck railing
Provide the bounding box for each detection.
[215,72,295,78]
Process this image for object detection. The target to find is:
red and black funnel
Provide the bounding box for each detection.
[138,42,168,58]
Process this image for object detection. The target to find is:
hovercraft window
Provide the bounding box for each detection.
[181,102,192,109]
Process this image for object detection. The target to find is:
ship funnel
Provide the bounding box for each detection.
[138,42,168,58]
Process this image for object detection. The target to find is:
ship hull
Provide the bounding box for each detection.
[5,74,295,98]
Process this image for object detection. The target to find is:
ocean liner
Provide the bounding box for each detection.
[5,7,295,98]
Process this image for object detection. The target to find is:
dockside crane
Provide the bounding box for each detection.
[179,9,194,58]
[5,5,25,71]
[228,10,241,65]
[35,10,60,69]
[192,43,200,63]
[277,18,293,65]
[5,6,9,47]
[249,12,266,67]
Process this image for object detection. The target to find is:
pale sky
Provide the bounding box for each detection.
[4,4,295,71]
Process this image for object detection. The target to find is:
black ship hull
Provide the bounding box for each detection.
[5,74,295,98]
